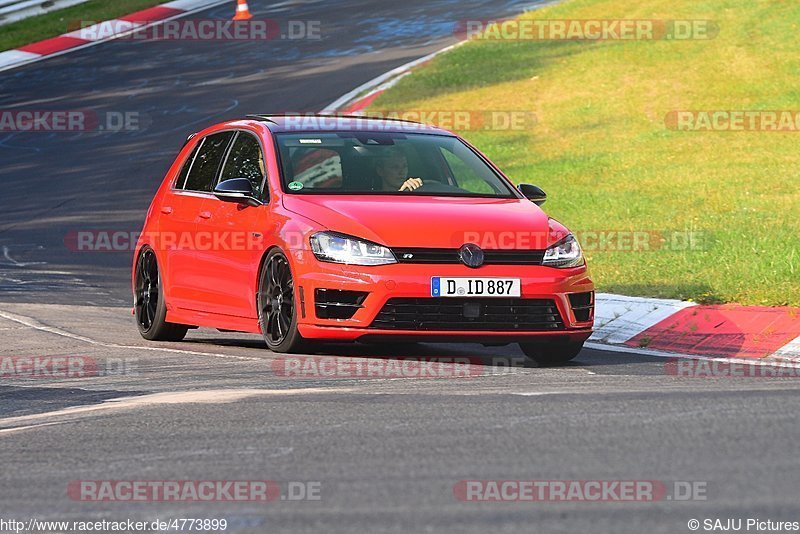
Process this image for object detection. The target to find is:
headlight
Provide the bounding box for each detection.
[542,234,584,268]
[310,232,397,266]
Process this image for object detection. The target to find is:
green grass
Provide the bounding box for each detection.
[372,0,800,306]
[0,0,171,52]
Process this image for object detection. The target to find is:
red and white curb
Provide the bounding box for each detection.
[323,51,800,367]
[587,294,800,364]
[0,0,230,73]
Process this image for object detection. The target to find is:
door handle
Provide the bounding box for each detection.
[161,206,173,214]
[199,211,212,219]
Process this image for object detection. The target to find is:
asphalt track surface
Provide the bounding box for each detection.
[1,1,799,533]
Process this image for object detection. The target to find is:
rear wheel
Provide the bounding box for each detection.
[134,247,188,341]
[519,340,584,366]
[258,249,306,353]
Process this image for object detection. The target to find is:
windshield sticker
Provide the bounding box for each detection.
[288,181,304,191]
[298,139,322,144]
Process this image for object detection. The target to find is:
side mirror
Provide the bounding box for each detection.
[518,183,547,206]
[214,178,261,207]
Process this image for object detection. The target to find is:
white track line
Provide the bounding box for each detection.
[0,309,263,361]
[1,246,45,267]
[0,388,354,434]
[320,42,463,113]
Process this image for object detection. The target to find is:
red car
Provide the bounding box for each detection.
[133,115,594,365]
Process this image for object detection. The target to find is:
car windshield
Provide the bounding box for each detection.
[275,132,517,197]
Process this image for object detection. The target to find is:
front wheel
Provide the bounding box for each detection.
[257,249,306,353]
[134,247,188,341]
[519,340,584,366]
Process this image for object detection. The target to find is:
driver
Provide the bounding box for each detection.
[374,147,423,192]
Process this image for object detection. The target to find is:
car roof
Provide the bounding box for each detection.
[246,114,457,136]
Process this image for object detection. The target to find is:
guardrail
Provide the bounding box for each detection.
[0,0,90,26]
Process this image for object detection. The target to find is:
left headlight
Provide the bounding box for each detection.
[310,232,397,266]
[542,234,584,268]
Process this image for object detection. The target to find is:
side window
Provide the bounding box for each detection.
[184,131,234,192]
[220,132,267,197]
[174,143,200,189]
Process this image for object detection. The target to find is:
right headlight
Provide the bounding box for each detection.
[310,231,397,266]
[542,234,584,268]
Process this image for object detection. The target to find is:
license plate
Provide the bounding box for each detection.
[431,277,521,297]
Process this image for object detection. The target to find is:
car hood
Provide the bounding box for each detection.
[282,195,566,249]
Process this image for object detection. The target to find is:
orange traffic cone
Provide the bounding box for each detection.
[233,0,252,20]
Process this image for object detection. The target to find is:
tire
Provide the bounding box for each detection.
[519,340,584,366]
[257,249,306,353]
[134,247,189,341]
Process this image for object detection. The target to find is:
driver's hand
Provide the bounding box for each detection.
[399,178,423,191]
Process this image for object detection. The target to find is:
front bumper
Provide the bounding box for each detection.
[289,250,594,342]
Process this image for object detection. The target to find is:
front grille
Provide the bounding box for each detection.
[568,291,594,322]
[392,248,545,265]
[315,289,368,320]
[370,298,564,331]
[484,250,546,264]
[392,248,457,263]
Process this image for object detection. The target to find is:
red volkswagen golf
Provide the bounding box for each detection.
[133,115,594,365]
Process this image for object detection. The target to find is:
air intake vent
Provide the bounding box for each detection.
[568,292,594,322]
[315,289,368,320]
[370,298,564,331]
